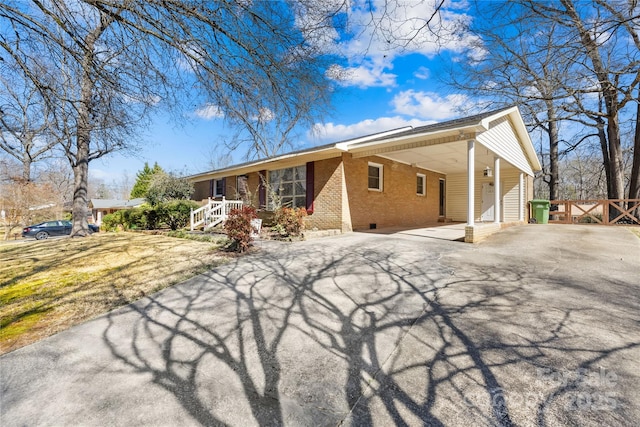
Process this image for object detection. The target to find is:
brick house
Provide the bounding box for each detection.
[188,106,542,242]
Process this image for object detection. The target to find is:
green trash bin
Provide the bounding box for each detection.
[529,199,550,224]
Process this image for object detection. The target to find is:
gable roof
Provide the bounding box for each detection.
[188,106,541,180]
[90,198,146,209]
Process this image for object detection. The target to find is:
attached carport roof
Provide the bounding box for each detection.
[187,106,541,181]
[342,106,541,176]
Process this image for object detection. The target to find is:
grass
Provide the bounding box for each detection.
[0,232,228,355]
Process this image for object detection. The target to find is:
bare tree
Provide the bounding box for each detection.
[450,0,639,205]
[0,71,58,181]
[0,0,343,236]
[449,3,580,202]
[522,0,640,201]
[0,175,58,240]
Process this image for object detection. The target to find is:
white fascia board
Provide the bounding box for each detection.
[337,126,414,150]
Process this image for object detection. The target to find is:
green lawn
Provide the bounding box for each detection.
[0,232,227,354]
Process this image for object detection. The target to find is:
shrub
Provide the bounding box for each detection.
[101,211,124,232]
[140,205,160,230]
[224,206,257,253]
[273,207,307,237]
[100,206,150,231]
[158,200,200,230]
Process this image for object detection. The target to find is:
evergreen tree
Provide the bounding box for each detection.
[130,162,163,199]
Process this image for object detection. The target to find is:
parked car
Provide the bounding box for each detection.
[22,221,99,240]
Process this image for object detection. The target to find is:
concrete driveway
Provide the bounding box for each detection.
[1,225,639,426]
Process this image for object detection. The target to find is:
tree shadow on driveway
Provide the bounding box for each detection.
[98,231,640,426]
[2,228,638,426]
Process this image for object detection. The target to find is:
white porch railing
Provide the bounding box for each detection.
[190,197,243,231]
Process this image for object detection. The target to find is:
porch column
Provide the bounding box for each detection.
[494,156,501,224]
[519,173,524,221]
[467,139,475,226]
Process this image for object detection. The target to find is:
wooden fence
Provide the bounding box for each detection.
[545,199,640,225]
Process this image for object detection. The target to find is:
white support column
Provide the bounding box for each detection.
[494,156,501,224]
[519,173,525,221]
[467,140,475,227]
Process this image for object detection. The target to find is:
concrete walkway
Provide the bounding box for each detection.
[1,225,639,426]
[359,223,466,241]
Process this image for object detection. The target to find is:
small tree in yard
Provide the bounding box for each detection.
[145,172,193,207]
[224,206,257,253]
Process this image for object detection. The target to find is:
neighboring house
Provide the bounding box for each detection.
[89,198,146,225]
[188,106,542,242]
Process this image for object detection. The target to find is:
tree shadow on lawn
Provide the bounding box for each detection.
[100,237,640,426]
[0,234,224,354]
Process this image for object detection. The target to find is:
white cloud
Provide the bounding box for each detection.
[318,1,481,89]
[413,66,430,80]
[338,1,477,60]
[310,116,434,143]
[89,168,112,181]
[391,90,467,120]
[194,104,224,120]
[330,62,398,88]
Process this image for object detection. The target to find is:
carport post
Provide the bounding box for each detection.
[519,173,524,221]
[467,139,475,226]
[494,156,501,224]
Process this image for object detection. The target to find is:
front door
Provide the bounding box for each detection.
[481,183,494,221]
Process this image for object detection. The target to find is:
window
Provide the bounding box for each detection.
[236,175,248,202]
[213,178,225,197]
[417,174,426,196]
[268,165,306,209]
[368,162,383,191]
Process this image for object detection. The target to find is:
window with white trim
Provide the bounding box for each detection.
[368,162,383,191]
[268,165,306,209]
[417,173,426,196]
[213,178,225,197]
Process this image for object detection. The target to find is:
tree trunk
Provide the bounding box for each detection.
[70,25,99,236]
[71,156,90,237]
[22,156,32,182]
[606,112,625,200]
[547,102,560,203]
[628,99,640,200]
[628,98,640,220]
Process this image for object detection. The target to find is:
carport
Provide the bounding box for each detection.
[343,106,542,241]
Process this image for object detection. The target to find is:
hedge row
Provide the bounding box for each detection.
[101,200,200,231]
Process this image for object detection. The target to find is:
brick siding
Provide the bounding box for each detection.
[343,154,445,230]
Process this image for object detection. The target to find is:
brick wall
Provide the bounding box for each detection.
[343,154,445,230]
[193,180,210,201]
[191,154,447,231]
[306,157,343,230]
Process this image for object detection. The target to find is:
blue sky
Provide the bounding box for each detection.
[91,1,479,185]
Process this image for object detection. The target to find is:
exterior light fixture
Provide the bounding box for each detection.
[483,167,493,177]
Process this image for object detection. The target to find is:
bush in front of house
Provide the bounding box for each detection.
[101,200,200,231]
[273,206,307,237]
[157,200,200,230]
[224,206,257,253]
[101,210,127,231]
